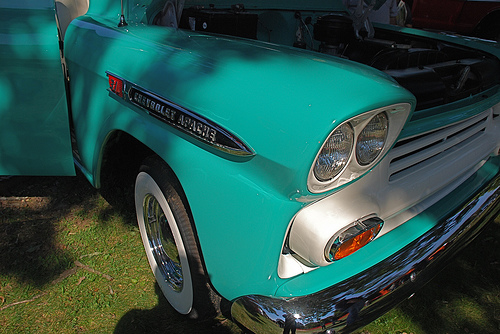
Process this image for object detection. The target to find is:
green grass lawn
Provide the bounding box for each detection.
[1,175,499,333]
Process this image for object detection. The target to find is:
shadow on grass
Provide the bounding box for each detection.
[396,216,500,333]
[5,175,496,333]
[0,174,98,287]
[0,175,241,332]
[115,283,240,334]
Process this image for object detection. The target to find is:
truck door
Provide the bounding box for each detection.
[0,0,75,176]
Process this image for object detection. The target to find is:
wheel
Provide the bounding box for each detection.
[135,156,219,317]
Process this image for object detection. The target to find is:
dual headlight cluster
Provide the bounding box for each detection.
[308,103,412,193]
[282,104,412,273]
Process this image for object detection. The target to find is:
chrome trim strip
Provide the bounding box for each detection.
[232,172,500,333]
[105,72,254,157]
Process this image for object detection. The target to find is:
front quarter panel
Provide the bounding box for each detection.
[64,13,416,300]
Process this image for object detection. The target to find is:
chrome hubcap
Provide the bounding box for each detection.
[143,194,183,291]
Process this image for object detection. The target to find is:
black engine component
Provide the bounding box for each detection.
[313,13,355,55]
[313,13,500,110]
[179,6,258,39]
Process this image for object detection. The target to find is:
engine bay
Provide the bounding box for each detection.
[153,3,500,110]
[312,13,500,110]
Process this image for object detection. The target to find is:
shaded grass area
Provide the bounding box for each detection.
[0,175,240,333]
[0,174,499,333]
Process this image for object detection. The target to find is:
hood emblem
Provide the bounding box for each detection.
[106,72,254,157]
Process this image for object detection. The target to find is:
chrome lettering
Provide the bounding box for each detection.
[127,86,223,147]
[132,91,176,121]
[178,114,217,142]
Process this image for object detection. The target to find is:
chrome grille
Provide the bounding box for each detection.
[388,110,490,182]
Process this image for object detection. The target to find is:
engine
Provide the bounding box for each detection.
[313,14,500,110]
[154,3,500,111]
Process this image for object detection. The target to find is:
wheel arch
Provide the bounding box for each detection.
[96,130,152,188]
[96,130,196,209]
[95,130,221,299]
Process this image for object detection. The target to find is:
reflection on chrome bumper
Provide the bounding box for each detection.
[231,173,500,334]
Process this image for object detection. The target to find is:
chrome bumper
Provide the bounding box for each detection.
[231,172,500,334]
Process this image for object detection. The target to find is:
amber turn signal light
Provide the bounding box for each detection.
[327,217,383,261]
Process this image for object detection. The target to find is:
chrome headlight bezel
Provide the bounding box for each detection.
[308,103,412,193]
[356,112,389,166]
[313,122,354,182]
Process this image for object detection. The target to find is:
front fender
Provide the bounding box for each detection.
[64,15,415,300]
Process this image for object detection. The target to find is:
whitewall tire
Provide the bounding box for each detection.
[135,156,219,317]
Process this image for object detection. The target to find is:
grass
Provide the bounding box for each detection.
[0,175,240,334]
[0,174,499,333]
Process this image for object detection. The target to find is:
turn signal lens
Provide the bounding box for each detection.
[327,217,383,261]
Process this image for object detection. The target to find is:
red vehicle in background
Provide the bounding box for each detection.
[411,0,500,41]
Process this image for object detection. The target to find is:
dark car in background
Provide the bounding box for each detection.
[412,0,500,41]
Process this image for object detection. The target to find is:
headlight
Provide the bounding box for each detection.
[308,103,411,193]
[356,112,388,166]
[314,123,354,181]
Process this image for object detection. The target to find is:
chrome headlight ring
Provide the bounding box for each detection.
[356,112,389,166]
[308,103,412,193]
[313,122,354,182]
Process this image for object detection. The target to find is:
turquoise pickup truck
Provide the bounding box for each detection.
[1,0,499,332]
